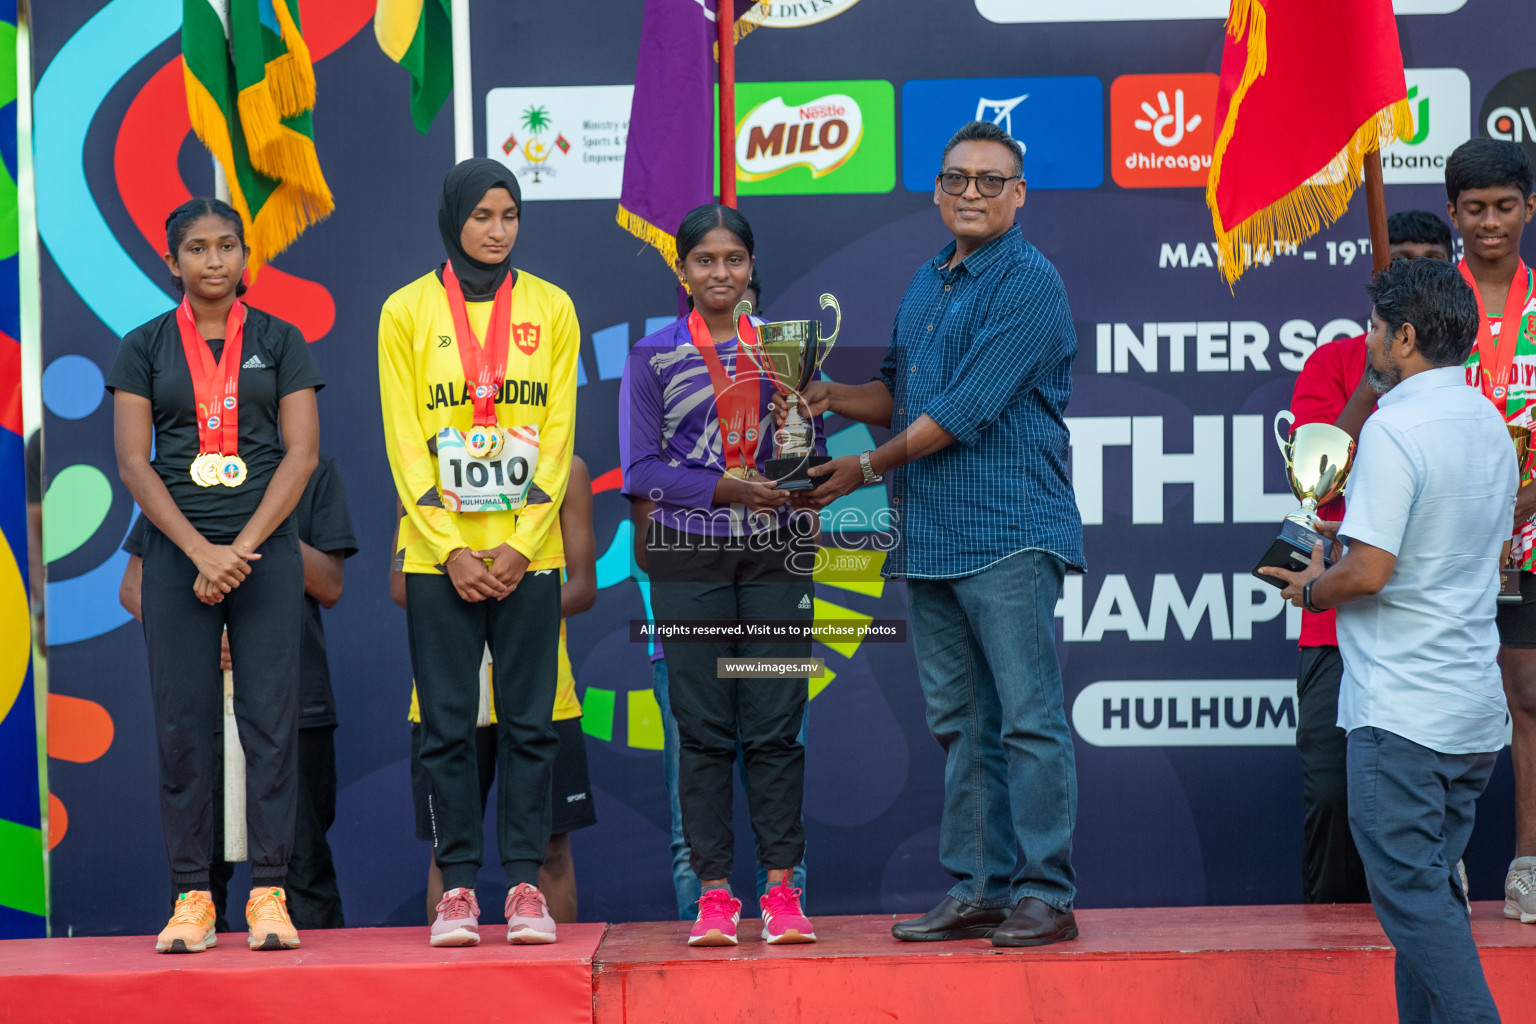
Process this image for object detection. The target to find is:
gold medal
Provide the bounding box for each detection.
[464,424,504,459]
[191,453,220,487]
[217,454,248,488]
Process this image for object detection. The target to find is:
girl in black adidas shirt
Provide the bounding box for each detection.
[107,198,322,954]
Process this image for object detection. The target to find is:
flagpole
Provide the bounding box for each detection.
[717,0,736,208]
[452,0,472,163]
[1365,150,1389,273]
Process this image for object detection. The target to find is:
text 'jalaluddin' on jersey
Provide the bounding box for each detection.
[379,268,580,574]
[424,377,551,411]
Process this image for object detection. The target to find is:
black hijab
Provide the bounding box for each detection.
[437,158,522,300]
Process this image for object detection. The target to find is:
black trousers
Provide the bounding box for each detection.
[405,569,560,891]
[1297,645,1370,903]
[141,528,303,890]
[648,525,812,882]
[207,725,344,929]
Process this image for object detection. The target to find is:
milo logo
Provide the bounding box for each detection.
[738,94,864,180]
[721,80,895,196]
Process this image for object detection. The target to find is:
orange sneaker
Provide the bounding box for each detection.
[155,890,217,953]
[246,886,301,950]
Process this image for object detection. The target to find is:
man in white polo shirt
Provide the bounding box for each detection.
[1264,257,1515,1024]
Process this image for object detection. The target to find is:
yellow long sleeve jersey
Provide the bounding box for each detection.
[379,269,579,573]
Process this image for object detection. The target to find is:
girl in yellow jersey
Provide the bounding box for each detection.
[378,159,579,946]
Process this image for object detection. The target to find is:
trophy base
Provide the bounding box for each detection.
[766,454,831,492]
[1500,568,1525,605]
[1252,518,1333,589]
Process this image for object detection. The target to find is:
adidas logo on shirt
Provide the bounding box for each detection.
[242,354,267,369]
[797,594,811,610]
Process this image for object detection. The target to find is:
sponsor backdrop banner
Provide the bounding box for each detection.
[30,0,1536,934]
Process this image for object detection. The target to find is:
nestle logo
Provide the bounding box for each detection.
[798,103,845,120]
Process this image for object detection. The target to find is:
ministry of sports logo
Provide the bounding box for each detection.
[485,85,634,202]
[501,104,570,184]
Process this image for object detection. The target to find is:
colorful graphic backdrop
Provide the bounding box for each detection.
[0,0,44,941]
[29,0,1536,936]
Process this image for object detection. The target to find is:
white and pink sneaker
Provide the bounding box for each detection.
[688,888,742,946]
[505,883,557,944]
[429,887,481,947]
[760,882,816,944]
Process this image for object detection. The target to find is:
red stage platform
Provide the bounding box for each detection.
[5,905,1536,1024]
[0,923,607,1024]
[593,904,1536,1024]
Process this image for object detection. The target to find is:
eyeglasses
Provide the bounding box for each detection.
[937,172,1019,198]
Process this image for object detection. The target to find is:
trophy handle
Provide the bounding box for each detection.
[1273,410,1295,461]
[818,293,841,355]
[733,299,755,344]
[732,299,770,375]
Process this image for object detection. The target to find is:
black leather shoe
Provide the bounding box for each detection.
[891,896,1009,941]
[991,897,1079,947]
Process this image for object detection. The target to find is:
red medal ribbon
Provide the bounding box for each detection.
[688,307,763,476]
[1460,258,1533,405]
[443,263,513,428]
[175,296,246,456]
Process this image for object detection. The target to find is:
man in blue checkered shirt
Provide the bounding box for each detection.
[786,121,1084,948]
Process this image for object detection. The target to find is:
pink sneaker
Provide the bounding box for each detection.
[760,882,816,944]
[430,887,481,947]
[505,883,557,944]
[689,888,742,946]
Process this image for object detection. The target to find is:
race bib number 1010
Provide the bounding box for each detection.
[436,425,540,512]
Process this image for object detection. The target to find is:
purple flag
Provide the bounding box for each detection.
[617,0,760,274]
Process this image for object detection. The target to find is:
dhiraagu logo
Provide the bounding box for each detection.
[1381,68,1470,184]
[719,80,895,195]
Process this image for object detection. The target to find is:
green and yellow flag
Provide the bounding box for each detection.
[182,0,334,273]
[374,0,452,135]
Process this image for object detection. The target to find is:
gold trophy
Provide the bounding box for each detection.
[1502,425,1531,604]
[1253,410,1356,587]
[734,294,841,491]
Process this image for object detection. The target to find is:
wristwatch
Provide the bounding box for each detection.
[1302,579,1324,614]
[859,450,883,484]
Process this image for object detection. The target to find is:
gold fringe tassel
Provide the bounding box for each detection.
[236,0,318,183]
[1206,0,1415,286]
[714,0,771,60]
[183,66,259,236]
[237,80,333,192]
[184,64,333,275]
[262,0,316,119]
[616,203,685,283]
[247,160,335,271]
[734,0,771,44]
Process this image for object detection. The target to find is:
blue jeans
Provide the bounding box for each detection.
[907,550,1076,911]
[1348,727,1500,1024]
[654,659,808,920]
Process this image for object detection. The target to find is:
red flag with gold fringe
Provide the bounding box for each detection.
[1206,0,1413,285]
